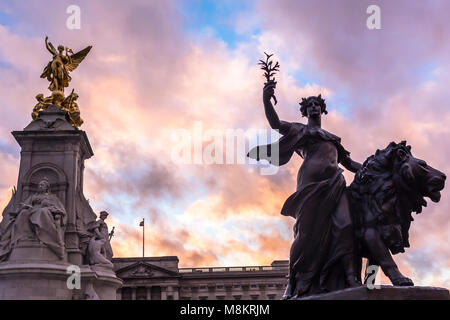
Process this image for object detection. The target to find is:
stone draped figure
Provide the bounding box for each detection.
[0,179,67,261]
[87,211,114,268]
[248,82,363,298]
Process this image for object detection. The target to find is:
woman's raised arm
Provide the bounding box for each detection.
[263,82,291,135]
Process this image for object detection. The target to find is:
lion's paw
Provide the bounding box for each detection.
[392,277,414,286]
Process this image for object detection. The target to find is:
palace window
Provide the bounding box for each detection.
[136,287,147,300]
[150,286,161,300]
[121,287,132,300]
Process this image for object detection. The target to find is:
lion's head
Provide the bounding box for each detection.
[349,141,446,254]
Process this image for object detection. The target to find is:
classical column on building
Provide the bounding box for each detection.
[172,286,180,300]
[191,286,199,300]
[207,283,215,300]
[225,284,233,300]
[146,287,151,300]
[166,285,178,300]
[241,283,250,300]
[258,284,267,300]
[131,287,136,300]
[161,286,167,300]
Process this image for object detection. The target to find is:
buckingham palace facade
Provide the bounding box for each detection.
[113,257,289,300]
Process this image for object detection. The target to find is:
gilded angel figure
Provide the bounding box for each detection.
[40,36,92,93]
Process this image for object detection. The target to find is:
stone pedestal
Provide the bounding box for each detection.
[297,285,450,300]
[10,105,96,265]
[0,261,74,300]
[0,105,122,299]
[8,239,64,262]
[88,266,123,300]
[0,262,123,300]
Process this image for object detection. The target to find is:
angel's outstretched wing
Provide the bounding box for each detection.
[40,62,50,79]
[66,46,92,72]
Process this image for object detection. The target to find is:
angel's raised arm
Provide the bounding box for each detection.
[45,36,57,55]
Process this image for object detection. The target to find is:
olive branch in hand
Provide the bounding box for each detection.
[258,52,280,105]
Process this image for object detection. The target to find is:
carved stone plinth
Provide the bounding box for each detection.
[0,262,122,300]
[296,285,449,300]
[0,105,122,299]
[0,261,74,300]
[87,266,123,300]
[9,105,96,265]
[8,239,63,262]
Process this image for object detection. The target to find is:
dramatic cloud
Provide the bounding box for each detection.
[0,0,448,287]
[253,0,450,286]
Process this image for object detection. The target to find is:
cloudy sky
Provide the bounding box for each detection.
[0,0,448,287]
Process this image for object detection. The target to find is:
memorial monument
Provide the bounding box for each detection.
[0,37,122,299]
[248,53,448,300]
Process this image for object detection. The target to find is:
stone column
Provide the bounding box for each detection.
[259,284,266,300]
[225,284,233,300]
[191,286,199,300]
[206,284,215,300]
[242,284,250,300]
[146,287,151,300]
[161,286,167,300]
[131,287,136,300]
[173,286,180,300]
[116,289,122,300]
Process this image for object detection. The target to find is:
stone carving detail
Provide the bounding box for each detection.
[131,264,154,277]
[87,211,114,268]
[61,90,84,127]
[31,90,83,128]
[0,178,67,261]
[29,168,59,186]
[32,94,53,120]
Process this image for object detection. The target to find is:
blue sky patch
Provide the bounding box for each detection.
[178,0,258,49]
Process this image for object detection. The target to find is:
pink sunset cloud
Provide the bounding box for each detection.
[0,0,448,288]
[252,0,450,286]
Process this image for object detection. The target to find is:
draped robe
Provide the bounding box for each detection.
[248,122,355,295]
[0,191,67,261]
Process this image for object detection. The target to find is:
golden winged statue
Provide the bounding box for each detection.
[40,36,92,93]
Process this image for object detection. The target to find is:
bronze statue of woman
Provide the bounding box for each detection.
[248,79,363,298]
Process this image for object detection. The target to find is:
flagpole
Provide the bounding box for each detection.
[142,218,145,259]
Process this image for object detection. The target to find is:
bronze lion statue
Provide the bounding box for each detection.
[348,141,446,286]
